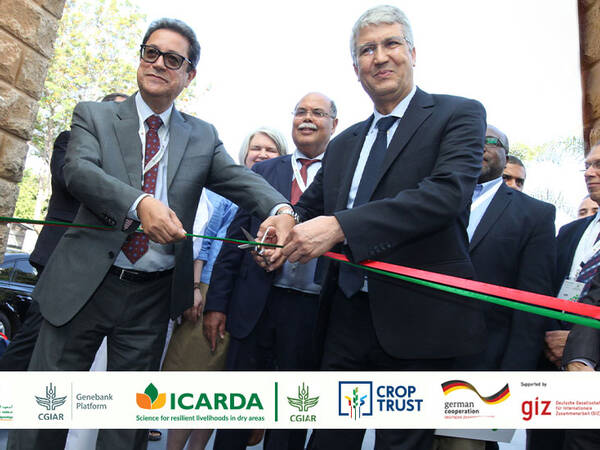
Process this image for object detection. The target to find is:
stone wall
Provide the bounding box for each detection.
[580,0,600,151]
[0,0,66,256]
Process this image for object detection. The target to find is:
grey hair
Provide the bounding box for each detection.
[350,5,414,65]
[238,127,288,166]
[142,18,200,71]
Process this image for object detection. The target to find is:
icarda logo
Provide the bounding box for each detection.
[137,383,166,410]
[287,383,319,423]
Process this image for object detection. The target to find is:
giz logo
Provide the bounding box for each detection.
[136,383,166,410]
[521,398,551,421]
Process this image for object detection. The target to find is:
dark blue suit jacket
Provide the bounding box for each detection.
[456,182,556,370]
[295,88,487,359]
[204,155,294,339]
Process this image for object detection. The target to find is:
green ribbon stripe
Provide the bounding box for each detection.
[3,216,600,329]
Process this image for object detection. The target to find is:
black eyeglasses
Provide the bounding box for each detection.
[140,44,192,70]
[485,136,506,150]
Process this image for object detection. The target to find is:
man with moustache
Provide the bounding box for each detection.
[204,92,338,450]
[8,18,290,450]
[260,5,486,449]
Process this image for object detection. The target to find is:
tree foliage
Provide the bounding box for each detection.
[14,170,42,219]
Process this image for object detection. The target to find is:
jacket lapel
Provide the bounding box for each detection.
[167,108,191,190]
[379,88,433,180]
[469,183,513,252]
[335,118,372,211]
[278,156,293,200]
[114,96,143,188]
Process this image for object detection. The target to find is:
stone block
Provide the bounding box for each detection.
[0,29,23,84]
[0,131,28,181]
[0,0,60,58]
[16,46,49,99]
[0,177,19,217]
[35,0,66,18]
[0,81,39,140]
[583,2,600,63]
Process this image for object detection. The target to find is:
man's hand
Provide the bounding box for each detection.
[566,361,594,372]
[183,288,204,323]
[544,330,570,367]
[256,213,296,271]
[203,311,226,352]
[282,215,345,264]
[137,196,186,244]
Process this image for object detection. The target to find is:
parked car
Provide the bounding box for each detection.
[0,252,36,339]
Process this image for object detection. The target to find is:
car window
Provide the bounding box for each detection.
[13,259,37,286]
[0,260,14,282]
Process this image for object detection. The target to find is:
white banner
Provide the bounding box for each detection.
[1,371,599,429]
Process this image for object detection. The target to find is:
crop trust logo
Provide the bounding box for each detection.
[339,381,373,419]
[441,380,510,418]
[136,383,166,410]
[35,383,66,420]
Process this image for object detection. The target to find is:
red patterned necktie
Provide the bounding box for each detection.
[290,158,319,204]
[121,114,163,263]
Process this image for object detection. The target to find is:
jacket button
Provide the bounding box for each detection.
[108,251,115,259]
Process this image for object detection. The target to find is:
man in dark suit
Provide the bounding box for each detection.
[204,92,337,450]
[260,6,486,450]
[0,93,127,372]
[8,19,290,450]
[435,126,556,450]
[527,143,600,450]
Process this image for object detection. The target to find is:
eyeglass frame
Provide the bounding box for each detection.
[484,136,507,151]
[292,108,335,119]
[139,44,192,71]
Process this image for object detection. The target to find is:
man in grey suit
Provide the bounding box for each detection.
[8,18,291,450]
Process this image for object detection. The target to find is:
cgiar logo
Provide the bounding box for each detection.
[287,383,319,412]
[136,383,166,410]
[287,383,319,423]
[35,383,66,411]
[35,383,66,421]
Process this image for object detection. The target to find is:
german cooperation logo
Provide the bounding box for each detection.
[287,383,319,423]
[35,383,67,420]
[441,380,510,418]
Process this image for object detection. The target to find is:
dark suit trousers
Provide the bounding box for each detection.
[214,286,319,450]
[7,270,172,450]
[307,288,453,450]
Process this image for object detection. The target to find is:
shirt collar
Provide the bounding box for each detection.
[294,148,324,162]
[372,84,417,126]
[476,176,503,195]
[135,92,173,129]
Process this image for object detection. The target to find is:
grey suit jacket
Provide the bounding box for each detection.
[34,95,287,326]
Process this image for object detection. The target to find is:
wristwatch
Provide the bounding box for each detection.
[193,282,202,290]
[276,207,300,224]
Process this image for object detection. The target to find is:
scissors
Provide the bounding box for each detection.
[238,227,271,265]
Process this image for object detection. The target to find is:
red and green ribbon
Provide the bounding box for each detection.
[3,216,600,329]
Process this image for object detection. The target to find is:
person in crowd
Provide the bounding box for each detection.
[502,154,526,191]
[434,125,556,450]
[7,18,291,450]
[577,194,598,218]
[0,92,128,372]
[204,92,337,450]
[259,5,487,449]
[163,126,287,450]
[528,143,600,450]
